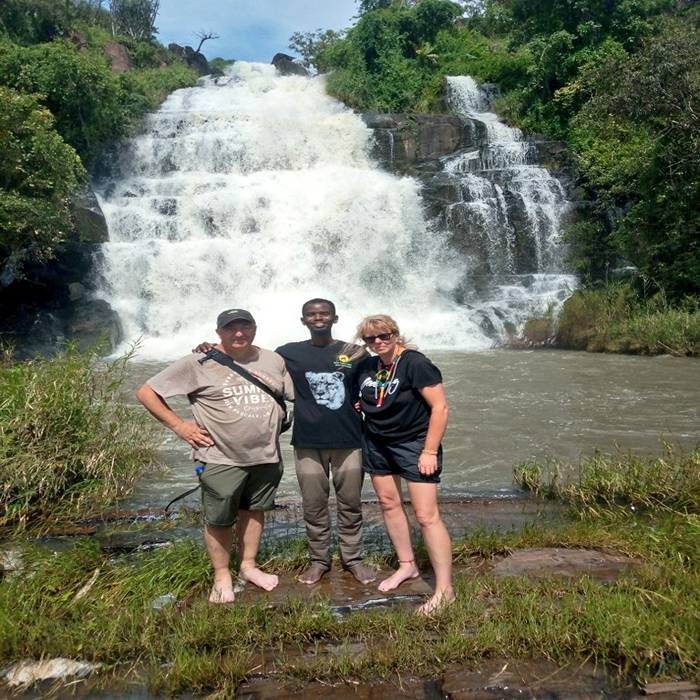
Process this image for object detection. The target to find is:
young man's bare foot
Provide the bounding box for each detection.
[345,562,377,585]
[377,560,420,592]
[297,562,329,585]
[209,569,235,603]
[417,588,455,616]
[239,566,279,591]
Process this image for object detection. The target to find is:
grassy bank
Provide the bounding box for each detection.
[518,284,700,356]
[0,345,158,529]
[1,450,698,695]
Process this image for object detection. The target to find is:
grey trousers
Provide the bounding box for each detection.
[294,447,364,569]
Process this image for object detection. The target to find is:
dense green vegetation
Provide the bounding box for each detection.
[299,0,699,328]
[520,283,700,355]
[1,448,697,694]
[0,344,159,528]
[0,0,197,289]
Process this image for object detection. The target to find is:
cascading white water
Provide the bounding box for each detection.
[443,76,576,335]
[95,63,491,359]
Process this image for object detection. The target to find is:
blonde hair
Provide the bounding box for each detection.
[355,314,414,348]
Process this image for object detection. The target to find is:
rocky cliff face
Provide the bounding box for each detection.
[363,111,577,279]
[168,44,210,76]
[0,186,120,359]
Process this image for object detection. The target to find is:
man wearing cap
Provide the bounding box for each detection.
[136,309,293,604]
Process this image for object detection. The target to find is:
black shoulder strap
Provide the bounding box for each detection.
[199,348,287,412]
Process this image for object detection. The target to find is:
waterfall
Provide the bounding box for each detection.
[94,64,574,359]
[443,76,576,337]
[95,63,496,358]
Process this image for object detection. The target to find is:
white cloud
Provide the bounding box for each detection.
[157,0,357,62]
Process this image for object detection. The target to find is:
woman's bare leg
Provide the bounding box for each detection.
[407,481,454,614]
[371,474,420,592]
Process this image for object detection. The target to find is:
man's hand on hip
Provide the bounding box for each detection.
[174,420,214,448]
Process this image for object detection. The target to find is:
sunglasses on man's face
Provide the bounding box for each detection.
[362,332,394,344]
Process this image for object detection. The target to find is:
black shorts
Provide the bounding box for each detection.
[362,433,442,484]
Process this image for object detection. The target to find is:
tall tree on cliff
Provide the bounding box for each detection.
[110,0,160,40]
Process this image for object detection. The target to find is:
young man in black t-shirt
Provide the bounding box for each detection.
[276,299,375,585]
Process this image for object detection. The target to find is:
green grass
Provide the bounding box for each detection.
[1,446,698,695]
[1,514,697,694]
[0,344,159,529]
[513,445,700,516]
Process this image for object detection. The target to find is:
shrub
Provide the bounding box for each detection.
[0,86,84,285]
[553,285,700,356]
[0,344,159,527]
[0,38,129,161]
[0,39,197,163]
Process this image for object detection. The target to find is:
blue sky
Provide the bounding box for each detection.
[157,0,358,62]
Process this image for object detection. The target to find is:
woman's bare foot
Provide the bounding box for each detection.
[209,570,235,603]
[239,566,279,591]
[377,560,420,592]
[417,588,455,616]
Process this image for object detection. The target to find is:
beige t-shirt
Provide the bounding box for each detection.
[147,348,294,467]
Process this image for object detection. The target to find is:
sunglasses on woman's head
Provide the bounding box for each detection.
[362,332,393,344]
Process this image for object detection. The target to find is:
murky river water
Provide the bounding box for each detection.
[122,349,699,509]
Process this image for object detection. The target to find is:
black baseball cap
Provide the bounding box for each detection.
[216,308,256,329]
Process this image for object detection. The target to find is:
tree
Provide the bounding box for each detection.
[358,0,394,13]
[570,19,700,297]
[110,0,160,39]
[0,40,130,161]
[0,88,84,286]
[289,29,343,69]
[194,30,219,54]
[0,0,109,43]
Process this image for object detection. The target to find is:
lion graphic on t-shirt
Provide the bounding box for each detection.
[305,371,345,410]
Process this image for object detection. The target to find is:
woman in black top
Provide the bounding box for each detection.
[356,314,454,615]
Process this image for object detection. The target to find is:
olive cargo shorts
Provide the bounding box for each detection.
[196,461,283,527]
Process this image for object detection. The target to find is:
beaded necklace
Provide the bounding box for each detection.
[375,351,402,408]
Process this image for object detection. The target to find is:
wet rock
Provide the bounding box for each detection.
[68,282,85,301]
[363,113,481,173]
[72,185,109,244]
[442,658,615,699]
[490,547,640,582]
[271,53,309,77]
[66,298,121,351]
[104,41,132,72]
[4,658,99,687]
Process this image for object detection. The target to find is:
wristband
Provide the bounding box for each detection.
[421,448,438,456]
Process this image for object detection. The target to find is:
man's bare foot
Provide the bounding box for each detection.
[377,560,420,592]
[297,562,329,585]
[417,588,455,616]
[239,566,279,591]
[209,570,235,603]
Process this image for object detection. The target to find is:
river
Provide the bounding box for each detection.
[122,349,699,509]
